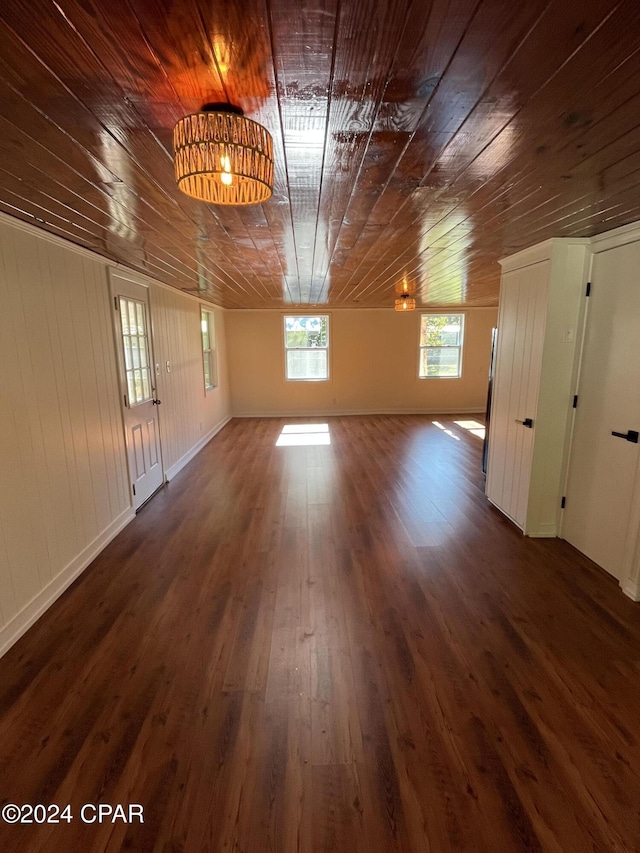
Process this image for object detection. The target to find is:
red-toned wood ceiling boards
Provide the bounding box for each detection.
[0,0,637,308]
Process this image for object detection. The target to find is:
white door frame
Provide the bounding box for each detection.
[561,224,640,601]
[593,231,640,602]
[109,269,165,510]
[620,462,640,600]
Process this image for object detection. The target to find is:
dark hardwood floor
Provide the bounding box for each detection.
[1,415,639,852]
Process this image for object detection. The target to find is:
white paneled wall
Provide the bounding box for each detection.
[0,220,132,654]
[151,286,230,480]
[0,215,231,655]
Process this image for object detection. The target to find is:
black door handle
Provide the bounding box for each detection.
[152,398,162,405]
[515,418,534,428]
[611,429,638,443]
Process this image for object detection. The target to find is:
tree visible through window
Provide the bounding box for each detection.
[419,314,464,378]
[284,315,329,380]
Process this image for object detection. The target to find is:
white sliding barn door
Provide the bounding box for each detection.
[486,262,549,528]
[562,243,640,583]
[110,271,164,510]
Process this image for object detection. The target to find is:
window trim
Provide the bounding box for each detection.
[200,308,218,391]
[418,312,465,380]
[283,313,330,382]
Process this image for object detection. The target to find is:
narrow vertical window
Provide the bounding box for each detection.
[284,315,329,381]
[119,296,153,404]
[201,309,217,390]
[419,313,465,378]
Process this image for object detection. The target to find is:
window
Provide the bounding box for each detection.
[419,313,464,378]
[119,296,153,405]
[201,309,217,390]
[284,315,329,381]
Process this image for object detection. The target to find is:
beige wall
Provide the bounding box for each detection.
[0,214,232,656]
[226,308,498,416]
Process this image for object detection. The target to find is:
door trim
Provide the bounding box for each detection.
[561,242,640,597]
[109,269,165,510]
[592,233,640,599]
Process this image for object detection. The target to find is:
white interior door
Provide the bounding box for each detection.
[562,244,640,581]
[110,272,164,510]
[486,262,548,528]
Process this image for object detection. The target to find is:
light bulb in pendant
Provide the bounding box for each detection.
[220,155,233,186]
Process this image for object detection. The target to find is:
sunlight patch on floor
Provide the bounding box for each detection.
[454,419,486,439]
[431,420,460,441]
[276,423,331,446]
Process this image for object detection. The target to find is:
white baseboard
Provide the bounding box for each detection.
[621,578,640,602]
[486,498,524,532]
[164,415,232,481]
[232,408,486,418]
[0,507,135,659]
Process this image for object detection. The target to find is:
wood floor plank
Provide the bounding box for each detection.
[1,414,640,851]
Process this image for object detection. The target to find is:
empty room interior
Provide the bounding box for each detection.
[1,0,640,850]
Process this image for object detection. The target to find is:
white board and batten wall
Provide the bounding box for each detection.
[0,213,231,657]
[487,227,640,601]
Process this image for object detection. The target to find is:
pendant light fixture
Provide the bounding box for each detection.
[173,103,274,206]
[394,276,416,311]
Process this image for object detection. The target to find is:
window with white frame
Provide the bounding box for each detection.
[284,315,329,381]
[419,313,464,378]
[201,309,217,390]
[119,296,153,405]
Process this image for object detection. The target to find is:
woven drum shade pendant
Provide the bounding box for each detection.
[394,276,416,311]
[394,294,416,311]
[173,104,274,206]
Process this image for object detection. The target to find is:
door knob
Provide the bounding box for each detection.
[611,429,638,443]
[515,417,533,428]
[152,398,162,406]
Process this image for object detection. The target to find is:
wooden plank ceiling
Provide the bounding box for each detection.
[0,0,638,309]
